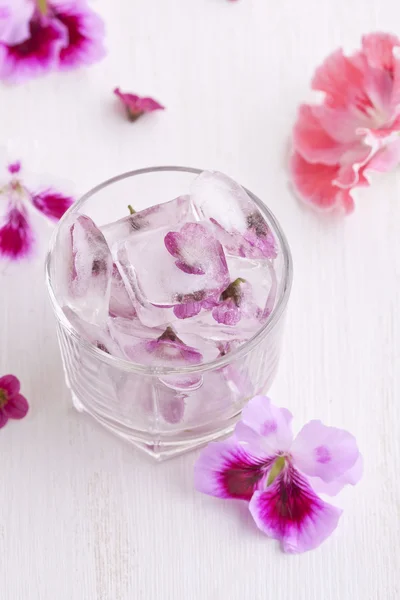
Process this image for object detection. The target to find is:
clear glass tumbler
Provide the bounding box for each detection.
[46,167,292,460]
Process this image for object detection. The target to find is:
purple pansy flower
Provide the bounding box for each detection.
[0,374,29,428]
[0,161,73,260]
[195,396,362,553]
[0,0,105,82]
[114,87,165,122]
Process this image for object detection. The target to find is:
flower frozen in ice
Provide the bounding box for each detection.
[164,222,230,319]
[0,0,105,82]
[0,374,29,428]
[290,32,400,214]
[0,160,73,260]
[195,396,362,553]
[211,277,259,326]
[114,87,165,122]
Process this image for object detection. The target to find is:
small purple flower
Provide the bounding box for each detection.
[0,374,29,428]
[165,222,230,309]
[114,87,165,122]
[195,396,362,554]
[0,161,74,260]
[0,0,105,82]
[211,277,258,326]
[125,325,203,367]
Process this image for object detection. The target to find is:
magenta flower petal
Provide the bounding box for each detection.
[0,373,28,427]
[240,395,293,453]
[194,437,272,500]
[32,188,74,221]
[0,206,34,260]
[249,470,342,553]
[52,0,106,70]
[0,410,8,428]
[291,420,361,483]
[0,15,67,83]
[114,87,164,121]
[3,393,29,419]
[7,161,21,174]
[0,374,20,397]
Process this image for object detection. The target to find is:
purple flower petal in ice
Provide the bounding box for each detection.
[0,374,29,429]
[195,395,362,553]
[114,87,164,122]
[212,278,258,326]
[165,221,229,283]
[124,326,203,367]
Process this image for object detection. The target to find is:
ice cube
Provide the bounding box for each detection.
[101,195,195,249]
[191,171,277,260]
[63,306,124,357]
[54,214,113,325]
[109,264,137,319]
[114,222,229,309]
[176,254,276,342]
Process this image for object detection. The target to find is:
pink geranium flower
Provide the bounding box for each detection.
[0,0,105,82]
[114,87,165,122]
[0,374,29,428]
[290,32,400,214]
[0,161,73,260]
[195,396,362,553]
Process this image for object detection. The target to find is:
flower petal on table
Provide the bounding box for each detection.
[3,393,29,419]
[249,469,342,553]
[240,395,293,453]
[194,436,271,500]
[0,374,20,397]
[291,420,360,483]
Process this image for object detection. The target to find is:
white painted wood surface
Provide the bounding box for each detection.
[1,1,399,598]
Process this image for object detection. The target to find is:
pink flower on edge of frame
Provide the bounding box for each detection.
[51,0,106,70]
[0,0,105,83]
[0,374,29,428]
[290,32,400,214]
[0,161,74,260]
[194,396,362,553]
[114,87,165,122]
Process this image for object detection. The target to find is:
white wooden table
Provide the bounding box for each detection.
[1,1,399,598]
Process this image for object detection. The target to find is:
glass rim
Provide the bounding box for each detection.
[45,165,293,375]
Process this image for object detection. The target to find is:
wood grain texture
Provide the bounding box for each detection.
[0,0,399,598]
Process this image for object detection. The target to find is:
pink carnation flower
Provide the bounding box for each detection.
[0,161,73,260]
[0,374,29,428]
[290,32,400,214]
[195,396,362,553]
[0,0,105,82]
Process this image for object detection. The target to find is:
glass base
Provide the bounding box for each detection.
[71,392,239,461]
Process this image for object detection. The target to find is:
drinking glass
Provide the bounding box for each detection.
[46,167,292,460]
